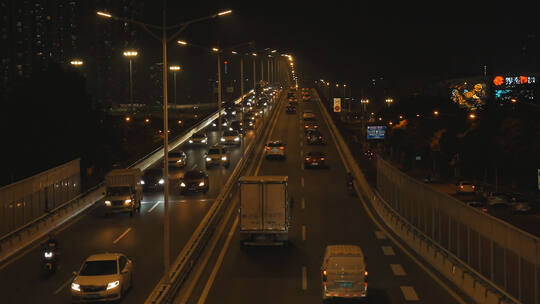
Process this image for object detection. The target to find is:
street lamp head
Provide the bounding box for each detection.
[252,53,257,56]
[96,11,112,18]
[212,47,219,52]
[217,9,232,16]
[169,65,181,71]
[70,59,83,66]
[231,51,238,55]
[271,50,277,53]
[177,40,188,45]
[123,50,138,57]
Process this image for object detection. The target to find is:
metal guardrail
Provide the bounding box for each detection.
[0,90,255,264]
[145,89,284,304]
[314,88,518,304]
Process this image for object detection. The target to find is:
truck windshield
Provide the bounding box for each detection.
[107,186,131,196]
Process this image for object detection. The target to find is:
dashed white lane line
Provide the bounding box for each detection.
[302,225,306,241]
[301,198,305,209]
[375,230,387,239]
[382,246,395,256]
[400,286,419,301]
[301,266,307,290]
[113,227,132,244]
[390,264,406,276]
[147,201,162,213]
[301,177,304,187]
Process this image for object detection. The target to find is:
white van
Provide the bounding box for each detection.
[321,245,368,302]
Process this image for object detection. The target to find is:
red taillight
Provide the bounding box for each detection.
[305,125,308,128]
[305,157,310,161]
[472,185,475,188]
[460,185,464,188]
[279,147,284,150]
[322,269,327,282]
[320,157,325,160]
[265,146,270,150]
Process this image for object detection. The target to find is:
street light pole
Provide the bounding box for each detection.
[252,54,256,91]
[161,3,170,279]
[123,51,138,114]
[170,66,181,111]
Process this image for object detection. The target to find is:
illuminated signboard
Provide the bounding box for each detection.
[450,82,487,111]
[493,75,536,103]
[367,126,386,139]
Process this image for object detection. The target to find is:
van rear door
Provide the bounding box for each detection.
[326,256,366,295]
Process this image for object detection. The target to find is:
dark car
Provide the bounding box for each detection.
[179,170,209,194]
[229,120,245,135]
[304,121,319,132]
[286,105,296,114]
[306,130,325,145]
[243,117,256,129]
[141,168,164,192]
[304,151,326,168]
[364,150,376,160]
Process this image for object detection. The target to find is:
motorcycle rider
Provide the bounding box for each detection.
[41,234,59,273]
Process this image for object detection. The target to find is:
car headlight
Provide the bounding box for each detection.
[229,127,233,131]
[158,179,164,184]
[124,199,132,204]
[206,157,211,161]
[71,283,81,291]
[221,156,227,161]
[221,138,225,142]
[232,111,236,115]
[105,200,111,206]
[199,181,205,187]
[107,280,120,290]
[140,180,145,185]
[202,139,207,143]
[177,159,183,163]
[189,140,193,143]
[234,137,240,141]
[180,182,186,187]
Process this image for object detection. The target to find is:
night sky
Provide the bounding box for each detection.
[88,1,538,94]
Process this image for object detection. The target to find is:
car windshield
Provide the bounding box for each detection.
[267,142,283,147]
[106,186,131,196]
[80,260,117,276]
[184,171,204,179]
[208,148,222,154]
[192,133,205,138]
[223,131,237,136]
[144,169,161,178]
[308,152,324,157]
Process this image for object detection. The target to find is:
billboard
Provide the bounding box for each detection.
[450,82,487,111]
[493,75,536,104]
[367,126,386,139]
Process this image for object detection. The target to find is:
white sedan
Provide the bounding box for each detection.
[71,253,133,303]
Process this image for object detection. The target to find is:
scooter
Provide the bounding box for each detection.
[41,247,57,276]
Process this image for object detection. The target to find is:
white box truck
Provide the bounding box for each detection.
[239,176,290,246]
[103,169,143,216]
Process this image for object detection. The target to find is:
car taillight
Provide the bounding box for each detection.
[472,185,475,188]
[460,185,464,188]
[320,157,325,160]
[279,147,284,150]
[305,157,310,160]
[265,146,270,150]
[322,269,327,282]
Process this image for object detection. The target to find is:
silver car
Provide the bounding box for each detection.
[205,146,230,168]
[188,132,207,145]
[220,130,241,146]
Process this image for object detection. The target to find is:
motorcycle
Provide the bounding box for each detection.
[41,247,58,276]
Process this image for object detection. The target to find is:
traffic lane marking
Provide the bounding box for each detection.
[382,246,395,256]
[390,264,406,276]
[302,266,307,290]
[375,230,387,239]
[54,275,76,295]
[400,286,419,301]
[302,225,306,241]
[113,227,131,244]
[147,201,161,213]
[301,198,305,209]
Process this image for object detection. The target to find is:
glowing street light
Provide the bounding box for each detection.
[70,59,83,66]
[177,40,188,45]
[96,11,112,18]
[212,47,219,52]
[433,110,439,116]
[217,9,232,16]
[469,113,476,119]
